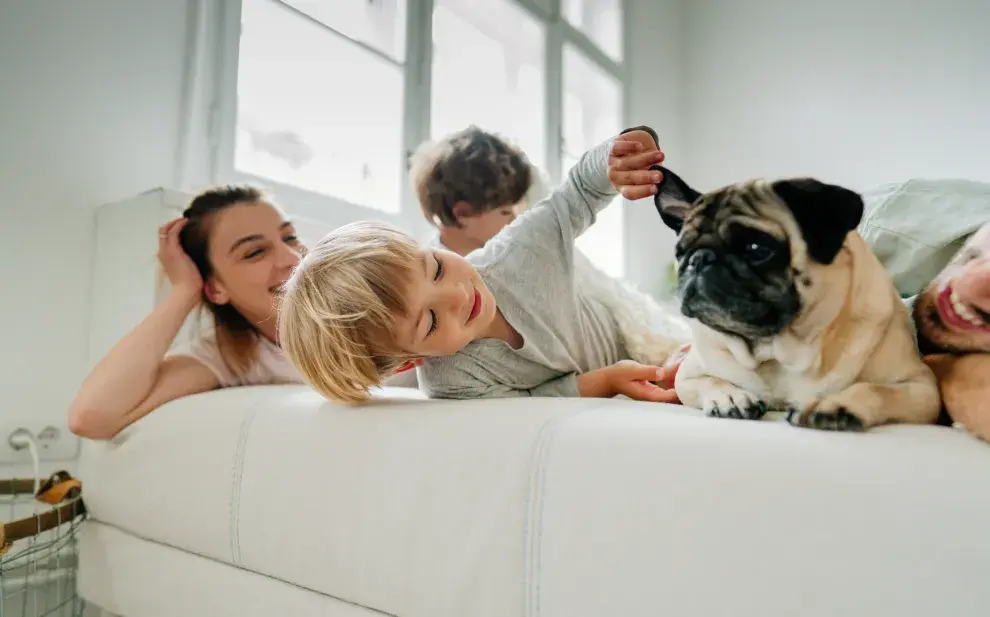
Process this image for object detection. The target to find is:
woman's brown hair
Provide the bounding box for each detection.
[179,185,268,378]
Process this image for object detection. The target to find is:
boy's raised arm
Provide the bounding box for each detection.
[471,127,664,270]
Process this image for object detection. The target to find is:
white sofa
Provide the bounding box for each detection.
[76,384,990,617]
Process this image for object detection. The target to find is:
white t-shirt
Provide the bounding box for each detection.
[171,331,303,388]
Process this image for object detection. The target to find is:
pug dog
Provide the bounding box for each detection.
[652,166,941,431]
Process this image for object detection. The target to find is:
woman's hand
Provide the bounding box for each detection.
[69,220,216,438]
[608,129,666,201]
[158,218,202,296]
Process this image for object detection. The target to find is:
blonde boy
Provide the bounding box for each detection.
[278,127,678,404]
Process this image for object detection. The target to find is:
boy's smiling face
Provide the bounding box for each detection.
[393,248,499,357]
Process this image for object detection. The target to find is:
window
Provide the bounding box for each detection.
[561,0,622,62]
[220,0,626,250]
[233,0,405,213]
[430,0,547,171]
[563,43,625,278]
[282,0,407,61]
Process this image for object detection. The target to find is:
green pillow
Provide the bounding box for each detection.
[858,178,990,297]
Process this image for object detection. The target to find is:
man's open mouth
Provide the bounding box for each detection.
[936,284,989,332]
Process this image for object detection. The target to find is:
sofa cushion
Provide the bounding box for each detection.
[79,386,990,617]
[535,409,990,617]
[79,385,625,616]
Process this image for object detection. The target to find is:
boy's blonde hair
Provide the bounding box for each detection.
[277,221,422,403]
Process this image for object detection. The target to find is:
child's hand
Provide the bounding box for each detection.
[578,360,681,403]
[608,130,666,200]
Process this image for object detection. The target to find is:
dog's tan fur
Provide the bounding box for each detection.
[675,200,941,430]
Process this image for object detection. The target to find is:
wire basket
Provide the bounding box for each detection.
[0,471,87,617]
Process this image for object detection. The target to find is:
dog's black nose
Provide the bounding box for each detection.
[688,248,716,271]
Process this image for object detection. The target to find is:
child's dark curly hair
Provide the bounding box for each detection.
[410,126,532,227]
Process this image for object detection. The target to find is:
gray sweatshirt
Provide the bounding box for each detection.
[417,137,628,399]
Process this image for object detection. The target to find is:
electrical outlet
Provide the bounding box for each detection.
[1,422,80,464]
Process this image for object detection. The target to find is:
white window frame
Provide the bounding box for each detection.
[207,0,628,248]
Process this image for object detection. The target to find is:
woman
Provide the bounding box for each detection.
[68,185,306,439]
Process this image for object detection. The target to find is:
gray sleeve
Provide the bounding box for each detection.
[470,137,617,273]
[420,367,580,400]
[527,373,580,397]
[419,130,658,402]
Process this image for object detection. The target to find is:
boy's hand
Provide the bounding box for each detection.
[608,130,666,200]
[578,360,681,403]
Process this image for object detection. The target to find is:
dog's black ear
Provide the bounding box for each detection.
[621,125,660,148]
[652,166,701,234]
[772,178,864,265]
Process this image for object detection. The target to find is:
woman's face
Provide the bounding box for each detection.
[205,201,306,328]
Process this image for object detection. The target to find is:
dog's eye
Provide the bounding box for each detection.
[744,242,774,263]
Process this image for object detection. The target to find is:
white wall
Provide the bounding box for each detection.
[623,0,685,298]
[0,0,195,471]
[620,0,990,294]
[680,0,990,192]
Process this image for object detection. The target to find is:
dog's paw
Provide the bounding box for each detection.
[787,398,865,432]
[700,384,767,421]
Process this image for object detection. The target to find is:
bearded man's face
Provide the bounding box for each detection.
[914,223,990,354]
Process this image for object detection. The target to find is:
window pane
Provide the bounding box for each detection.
[562,0,622,62]
[563,44,624,278]
[431,0,547,172]
[282,0,407,62]
[236,0,403,213]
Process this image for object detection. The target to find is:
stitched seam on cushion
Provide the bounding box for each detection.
[860,222,940,249]
[523,408,596,617]
[90,520,400,617]
[228,392,266,566]
[862,180,987,249]
[863,221,981,251]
